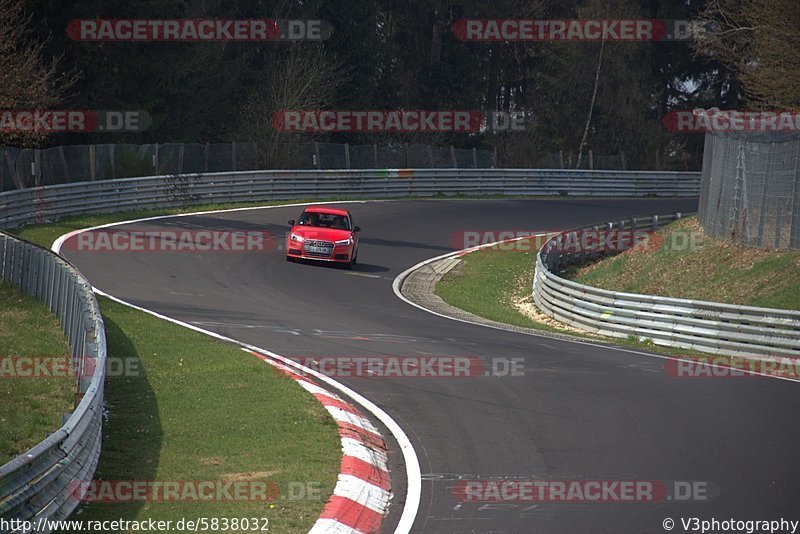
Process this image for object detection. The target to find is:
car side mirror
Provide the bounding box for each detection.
[288,220,295,226]
[354,226,361,232]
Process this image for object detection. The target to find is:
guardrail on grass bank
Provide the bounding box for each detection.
[0,233,106,531]
[533,213,800,358]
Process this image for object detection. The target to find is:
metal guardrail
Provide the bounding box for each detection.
[0,168,700,230]
[0,233,106,532]
[0,168,698,529]
[533,213,800,358]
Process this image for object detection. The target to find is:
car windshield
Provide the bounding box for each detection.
[298,212,351,230]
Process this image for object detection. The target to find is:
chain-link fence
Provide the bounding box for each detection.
[0,140,642,191]
[0,141,499,190]
[524,151,629,170]
[699,132,800,250]
[293,142,495,170]
[0,142,260,191]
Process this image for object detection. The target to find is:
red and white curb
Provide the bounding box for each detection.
[248,351,391,534]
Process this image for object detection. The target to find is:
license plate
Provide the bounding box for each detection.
[307,246,330,254]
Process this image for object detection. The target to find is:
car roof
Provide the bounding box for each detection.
[304,206,350,216]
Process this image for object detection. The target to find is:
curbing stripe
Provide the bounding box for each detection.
[51,202,421,534]
[249,350,390,533]
[341,437,389,468]
[308,518,363,534]
[338,424,386,450]
[325,406,382,436]
[331,474,392,514]
[318,496,386,533]
[341,456,391,491]
[315,394,366,417]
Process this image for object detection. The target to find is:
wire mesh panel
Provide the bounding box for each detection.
[431,146,460,169]
[699,132,800,250]
[349,144,378,168]
[0,141,629,188]
[317,142,348,169]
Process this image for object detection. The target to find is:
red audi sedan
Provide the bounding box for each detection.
[285,206,360,268]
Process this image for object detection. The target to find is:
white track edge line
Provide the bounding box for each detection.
[51,202,422,534]
[391,236,800,384]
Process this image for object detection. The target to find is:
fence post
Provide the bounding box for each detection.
[450,146,457,167]
[472,148,478,168]
[314,142,321,169]
[109,144,116,179]
[153,143,159,173]
[33,149,41,187]
[178,143,185,174]
[589,150,594,170]
[232,141,237,171]
[88,145,96,180]
[204,142,209,172]
[373,144,378,168]
[344,143,351,169]
[58,146,69,183]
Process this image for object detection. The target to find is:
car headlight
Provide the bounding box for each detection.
[335,237,353,246]
[290,234,304,242]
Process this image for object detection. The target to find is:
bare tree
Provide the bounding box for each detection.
[695,0,800,108]
[234,45,345,168]
[0,0,75,146]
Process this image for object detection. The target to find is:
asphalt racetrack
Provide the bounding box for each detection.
[61,199,800,534]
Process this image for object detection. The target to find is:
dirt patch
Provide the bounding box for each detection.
[511,294,603,337]
[220,470,281,481]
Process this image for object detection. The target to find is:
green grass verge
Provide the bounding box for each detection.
[436,249,566,333]
[570,216,800,310]
[13,201,284,248]
[0,283,72,465]
[7,202,341,532]
[74,297,339,533]
[435,221,799,374]
[435,244,718,357]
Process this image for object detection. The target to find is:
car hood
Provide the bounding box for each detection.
[290,226,352,242]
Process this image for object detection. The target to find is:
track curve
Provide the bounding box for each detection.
[60,199,800,534]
